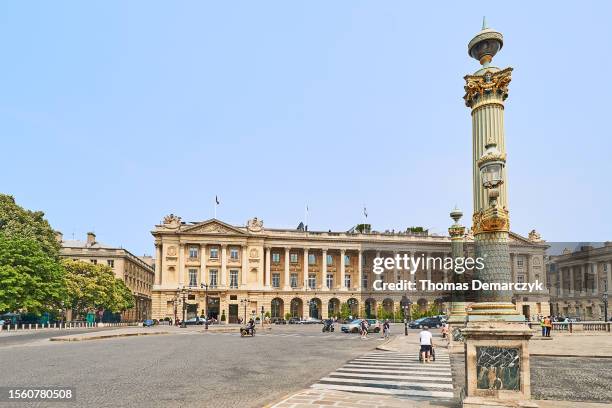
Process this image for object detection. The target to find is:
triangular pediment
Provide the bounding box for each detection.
[509,231,541,246]
[182,219,247,235]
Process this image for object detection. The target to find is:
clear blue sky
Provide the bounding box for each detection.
[1,2,610,256]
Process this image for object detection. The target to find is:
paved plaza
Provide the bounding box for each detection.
[0,325,610,407]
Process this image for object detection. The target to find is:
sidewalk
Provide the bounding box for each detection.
[49,324,242,341]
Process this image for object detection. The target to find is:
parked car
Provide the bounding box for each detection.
[408,317,443,329]
[184,317,208,325]
[143,319,154,327]
[272,318,287,325]
[341,319,381,333]
[297,318,321,324]
[288,317,301,324]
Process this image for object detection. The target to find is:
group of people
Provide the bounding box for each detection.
[540,316,553,337]
[359,319,391,340]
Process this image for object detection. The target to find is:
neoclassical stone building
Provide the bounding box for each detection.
[547,243,612,320]
[59,232,155,321]
[151,216,549,322]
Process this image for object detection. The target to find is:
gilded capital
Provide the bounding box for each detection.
[463,67,512,108]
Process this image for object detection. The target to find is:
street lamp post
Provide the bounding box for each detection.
[178,286,189,328]
[240,298,249,324]
[603,291,608,323]
[200,283,209,330]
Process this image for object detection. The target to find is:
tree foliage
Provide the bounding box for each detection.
[340,302,351,319]
[62,260,134,318]
[0,194,60,258]
[0,237,66,313]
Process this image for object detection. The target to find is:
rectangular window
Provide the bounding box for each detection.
[90,259,97,265]
[272,273,280,288]
[230,248,239,260]
[517,256,524,268]
[517,275,525,284]
[189,246,198,258]
[344,255,350,265]
[326,273,333,288]
[362,275,368,289]
[209,269,218,288]
[327,254,333,265]
[345,274,351,288]
[272,252,280,263]
[189,268,198,287]
[210,248,219,259]
[290,273,298,288]
[308,273,316,289]
[107,260,114,268]
[229,270,239,288]
[290,253,298,263]
[308,254,316,265]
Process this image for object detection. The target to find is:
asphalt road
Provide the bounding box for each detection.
[0,327,118,348]
[0,324,381,408]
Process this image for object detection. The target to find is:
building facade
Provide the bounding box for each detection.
[546,243,612,320]
[151,215,549,323]
[59,232,155,321]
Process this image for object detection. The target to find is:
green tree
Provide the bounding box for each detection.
[63,260,134,318]
[340,302,351,320]
[0,237,66,313]
[0,195,60,258]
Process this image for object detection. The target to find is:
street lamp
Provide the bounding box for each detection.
[178,286,189,328]
[603,291,608,323]
[402,299,412,336]
[200,282,209,330]
[478,142,505,204]
[240,298,250,324]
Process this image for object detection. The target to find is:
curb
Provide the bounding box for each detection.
[50,331,170,342]
[375,335,400,352]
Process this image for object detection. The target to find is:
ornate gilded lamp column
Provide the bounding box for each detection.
[461,19,536,408]
[446,207,466,352]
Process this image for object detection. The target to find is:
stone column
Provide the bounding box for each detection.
[580,265,586,295]
[462,21,533,407]
[510,253,516,282]
[220,245,227,288]
[340,249,346,290]
[303,248,309,289]
[357,250,363,290]
[283,247,291,290]
[264,246,271,289]
[593,263,599,295]
[526,255,532,285]
[200,243,207,286]
[606,262,611,293]
[569,266,575,296]
[447,208,466,352]
[426,252,432,282]
[321,248,328,290]
[241,245,248,288]
[178,243,185,286]
[558,266,564,296]
[155,244,162,286]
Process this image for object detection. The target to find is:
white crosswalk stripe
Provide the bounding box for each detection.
[311,350,454,401]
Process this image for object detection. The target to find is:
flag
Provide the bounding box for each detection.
[363,206,368,218]
[215,195,220,205]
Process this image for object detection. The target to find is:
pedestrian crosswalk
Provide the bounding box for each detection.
[311,350,454,401]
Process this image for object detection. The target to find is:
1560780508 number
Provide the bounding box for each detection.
[0,387,76,401]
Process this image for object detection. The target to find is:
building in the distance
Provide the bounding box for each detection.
[58,232,155,321]
[151,215,549,323]
[546,243,612,320]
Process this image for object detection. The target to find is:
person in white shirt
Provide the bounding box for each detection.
[419,327,434,363]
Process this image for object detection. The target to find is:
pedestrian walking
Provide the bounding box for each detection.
[540,318,546,337]
[360,319,368,339]
[383,319,390,339]
[419,327,434,363]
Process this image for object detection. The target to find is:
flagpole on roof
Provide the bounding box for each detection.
[305,204,309,231]
[214,195,220,219]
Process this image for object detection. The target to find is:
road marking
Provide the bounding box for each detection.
[310,350,454,401]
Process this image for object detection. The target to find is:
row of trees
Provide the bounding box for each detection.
[0,195,134,320]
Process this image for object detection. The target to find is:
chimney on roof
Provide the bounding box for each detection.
[87,232,96,246]
[54,230,63,243]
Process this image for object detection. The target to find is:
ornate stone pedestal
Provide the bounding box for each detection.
[446,302,467,353]
[462,321,537,408]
